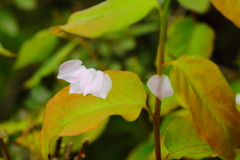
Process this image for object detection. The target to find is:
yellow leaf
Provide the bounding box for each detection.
[211,0,240,28]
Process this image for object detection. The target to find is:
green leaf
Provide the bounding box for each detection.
[230,80,240,94]
[160,109,190,135]
[14,28,58,69]
[169,55,240,159]
[164,115,217,159]
[178,0,211,14]
[13,0,37,11]
[24,41,77,88]
[211,0,240,28]
[164,17,215,62]
[0,10,19,37]
[52,0,158,38]
[0,43,16,57]
[0,118,30,135]
[128,109,190,160]
[235,151,240,160]
[40,70,147,159]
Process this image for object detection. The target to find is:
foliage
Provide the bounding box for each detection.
[40,71,147,159]
[1,0,240,160]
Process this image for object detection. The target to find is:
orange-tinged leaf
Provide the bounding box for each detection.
[40,70,147,159]
[169,55,240,159]
[211,0,240,28]
[62,118,109,153]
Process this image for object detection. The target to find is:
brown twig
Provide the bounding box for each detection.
[74,138,89,160]
[0,139,11,160]
[53,137,63,158]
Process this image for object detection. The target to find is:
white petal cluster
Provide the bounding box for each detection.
[57,60,112,99]
[147,75,173,101]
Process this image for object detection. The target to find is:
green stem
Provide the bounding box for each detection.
[153,0,171,160]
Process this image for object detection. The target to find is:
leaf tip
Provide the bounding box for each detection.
[51,26,62,35]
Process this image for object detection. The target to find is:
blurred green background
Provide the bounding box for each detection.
[0,0,239,159]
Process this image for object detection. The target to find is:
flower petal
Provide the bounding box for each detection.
[236,93,240,105]
[69,80,83,94]
[84,70,104,95]
[57,60,86,83]
[80,68,96,94]
[147,75,173,100]
[92,74,112,99]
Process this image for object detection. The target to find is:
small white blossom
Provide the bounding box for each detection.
[236,93,240,105]
[57,60,112,99]
[147,75,173,100]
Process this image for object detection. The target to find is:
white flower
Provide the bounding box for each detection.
[57,60,112,99]
[147,75,173,100]
[235,93,240,105]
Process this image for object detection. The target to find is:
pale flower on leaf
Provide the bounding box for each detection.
[57,60,86,83]
[92,74,112,99]
[147,75,173,100]
[57,60,112,99]
[235,93,240,105]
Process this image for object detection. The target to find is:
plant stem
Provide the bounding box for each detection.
[53,137,62,157]
[74,138,89,160]
[0,139,11,160]
[153,0,171,160]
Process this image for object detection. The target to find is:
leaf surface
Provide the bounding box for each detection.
[169,55,240,159]
[62,117,109,152]
[14,28,58,69]
[0,43,16,57]
[40,70,147,159]
[211,0,240,28]
[0,10,19,37]
[52,0,157,38]
[24,41,77,88]
[164,17,214,62]
[164,115,216,159]
[13,0,37,11]
[178,0,211,14]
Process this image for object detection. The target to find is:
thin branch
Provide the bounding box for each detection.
[0,139,11,160]
[53,137,63,158]
[74,138,89,160]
